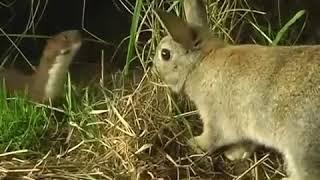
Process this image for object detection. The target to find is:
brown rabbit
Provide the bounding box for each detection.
[0,30,82,103]
[153,0,320,179]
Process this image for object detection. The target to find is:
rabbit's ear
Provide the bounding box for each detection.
[184,0,208,27]
[156,9,197,50]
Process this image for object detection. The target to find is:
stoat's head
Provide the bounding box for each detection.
[42,30,82,67]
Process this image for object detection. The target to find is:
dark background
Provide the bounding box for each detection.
[235,0,320,44]
[0,0,133,76]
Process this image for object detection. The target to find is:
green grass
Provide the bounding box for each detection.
[0,87,49,151]
[272,10,306,45]
[61,76,103,140]
[0,76,104,153]
[124,0,143,75]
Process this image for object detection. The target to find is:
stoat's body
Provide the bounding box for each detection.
[0,30,82,103]
[0,69,30,93]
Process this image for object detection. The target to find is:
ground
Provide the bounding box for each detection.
[0,68,287,180]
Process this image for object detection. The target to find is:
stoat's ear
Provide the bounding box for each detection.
[184,0,208,28]
[155,9,198,50]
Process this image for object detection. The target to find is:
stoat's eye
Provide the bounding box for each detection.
[62,35,69,41]
[161,48,171,61]
[60,49,71,55]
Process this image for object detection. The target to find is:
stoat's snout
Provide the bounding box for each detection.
[57,30,82,56]
[43,30,82,63]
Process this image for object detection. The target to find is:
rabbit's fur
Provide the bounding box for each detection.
[153,0,320,179]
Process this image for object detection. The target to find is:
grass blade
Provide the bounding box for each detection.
[272,10,306,46]
[124,0,143,75]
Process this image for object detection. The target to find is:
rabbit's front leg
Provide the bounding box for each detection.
[223,142,256,161]
[188,125,223,153]
[188,130,212,153]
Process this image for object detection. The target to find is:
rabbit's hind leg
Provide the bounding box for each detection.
[283,144,320,180]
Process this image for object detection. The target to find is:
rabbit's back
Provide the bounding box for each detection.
[185,44,320,145]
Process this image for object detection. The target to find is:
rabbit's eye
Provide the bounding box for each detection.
[161,48,171,61]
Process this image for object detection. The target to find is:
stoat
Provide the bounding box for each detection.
[0,30,82,103]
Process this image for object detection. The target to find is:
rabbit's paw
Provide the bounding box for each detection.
[224,145,252,161]
[188,135,210,153]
